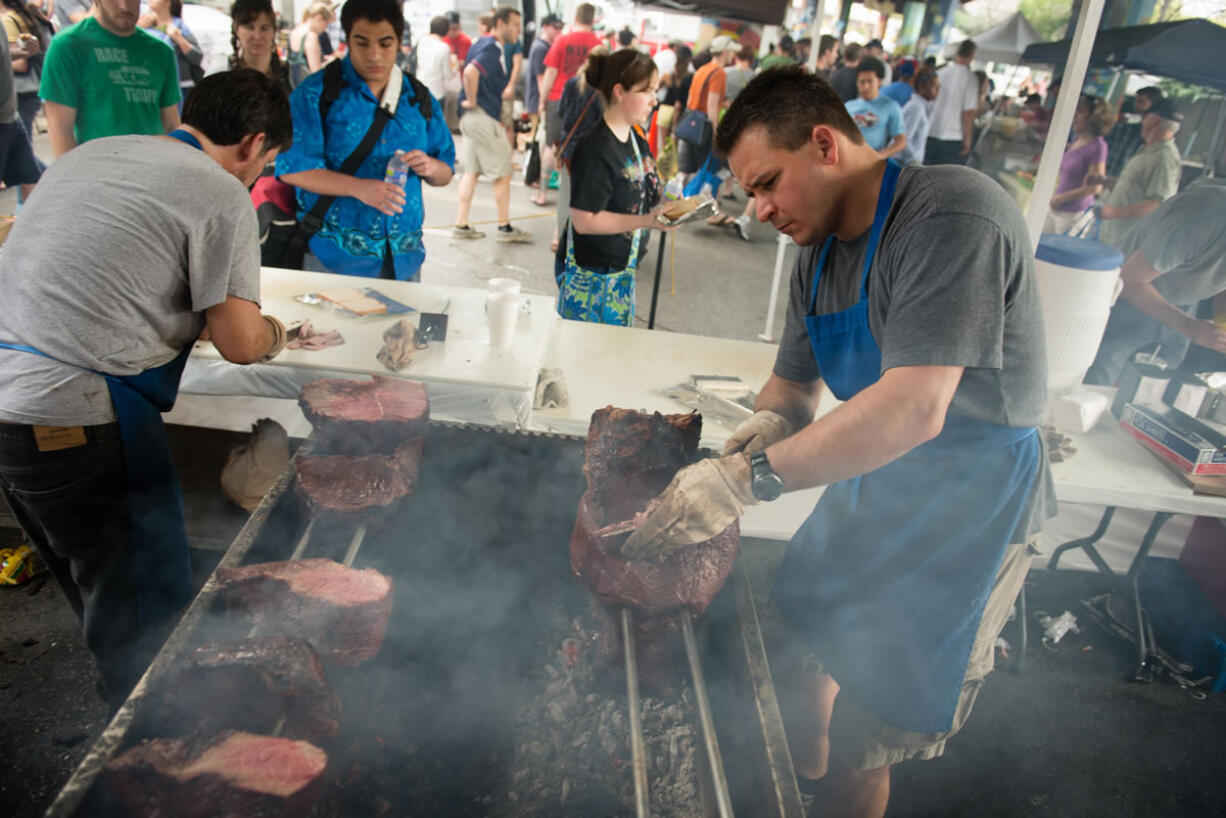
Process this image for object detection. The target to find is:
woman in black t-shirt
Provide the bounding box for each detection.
[556,48,673,326]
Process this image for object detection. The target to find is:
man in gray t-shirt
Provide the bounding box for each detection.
[1086,180,1226,385]
[620,68,1052,816]
[0,71,291,708]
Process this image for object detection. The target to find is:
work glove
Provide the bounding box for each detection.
[721,410,793,456]
[260,315,288,362]
[621,454,757,562]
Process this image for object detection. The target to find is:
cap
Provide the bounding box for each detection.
[709,34,734,54]
[1146,96,1181,122]
[897,57,917,78]
[446,10,460,24]
[540,13,563,28]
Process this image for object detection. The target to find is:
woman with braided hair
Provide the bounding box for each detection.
[227,0,289,90]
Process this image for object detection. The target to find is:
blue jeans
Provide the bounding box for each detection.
[0,422,169,706]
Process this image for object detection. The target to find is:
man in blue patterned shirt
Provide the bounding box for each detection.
[277,0,454,280]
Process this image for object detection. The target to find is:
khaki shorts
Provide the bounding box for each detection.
[766,536,1038,771]
[459,107,513,180]
[499,98,515,128]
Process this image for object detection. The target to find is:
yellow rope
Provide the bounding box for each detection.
[422,211,557,231]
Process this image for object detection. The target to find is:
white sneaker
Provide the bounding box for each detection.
[494,225,531,243]
[452,225,485,240]
[733,214,751,242]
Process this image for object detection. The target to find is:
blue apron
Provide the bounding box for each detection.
[772,160,1041,733]
[0,128,210,626]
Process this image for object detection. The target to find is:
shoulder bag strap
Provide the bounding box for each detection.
[288,64,395,251]
[558,88,600,156]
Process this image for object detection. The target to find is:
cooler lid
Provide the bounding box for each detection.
[1036,233,1125,271]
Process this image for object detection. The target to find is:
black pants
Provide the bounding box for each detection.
[924,137,966,166]
[0,422,172,706]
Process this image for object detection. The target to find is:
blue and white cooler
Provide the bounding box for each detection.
[1035,233,1125,393]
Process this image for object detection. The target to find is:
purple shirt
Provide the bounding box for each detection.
[1055,136,1108,213]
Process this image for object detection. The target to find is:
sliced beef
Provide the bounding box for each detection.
[145,637,340,742]
[583,407,701,525]
[295,453,413,523]
[104,731,327,818]
[298,375,428,454]
[571,493,739,617]
[216,559,393,666]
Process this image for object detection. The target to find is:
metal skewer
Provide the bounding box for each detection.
[680,609,734,818]
[289,517,316,560]
[621,607,651,818]
[342,524,368,567]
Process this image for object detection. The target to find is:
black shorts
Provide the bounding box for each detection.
[0,120,40,186]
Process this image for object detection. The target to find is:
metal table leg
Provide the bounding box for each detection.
[1047,506,1117,574]
[1123,511,1175,682]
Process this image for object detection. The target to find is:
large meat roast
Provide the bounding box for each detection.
[216,559,393,666]
[103,731,327,818]
[144,637,340,742]
[298,375,428,454]
[570,407,739,617]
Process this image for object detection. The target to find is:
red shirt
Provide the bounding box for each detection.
[444,31,472,62]
[543,29,601,102]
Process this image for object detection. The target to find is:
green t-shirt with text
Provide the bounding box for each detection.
[39,17,179,145]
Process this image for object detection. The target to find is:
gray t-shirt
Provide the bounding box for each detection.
[52,0,92,33]
[774,164,1053,537]
[1100,137,1182,248]
[0,135,260,425]
[775,164,1048,427]
[1116,179,1226,306]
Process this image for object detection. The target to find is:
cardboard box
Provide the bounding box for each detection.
[1163,371,1211,416]
[1119,402,1226,475]
[1111,362,1171,419]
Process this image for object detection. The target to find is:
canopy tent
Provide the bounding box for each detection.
[1122,19,1226,92]
[633,0,789,26]
[1021,18,1226,91]
[947,12,1043,64]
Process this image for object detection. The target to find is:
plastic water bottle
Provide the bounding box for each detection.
[385,150,410,188]
[664,175,685,201]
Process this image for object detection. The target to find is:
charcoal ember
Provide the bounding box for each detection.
[216,559,393,666]
[294,453,413,523]
[146,637,340,742]
[103,731,327,818]
[572,493,739,617]
[586,596,686,695]
[298,375,428,455]
[583,407,701,524]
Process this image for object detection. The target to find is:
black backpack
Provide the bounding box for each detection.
[259,61,435,269]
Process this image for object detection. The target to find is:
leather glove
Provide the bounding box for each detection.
[260,315,288,362]
[721,410,794,456]
[621,454,757,562]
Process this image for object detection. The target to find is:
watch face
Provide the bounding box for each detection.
[751,454,783,501]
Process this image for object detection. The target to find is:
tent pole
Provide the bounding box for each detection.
[1025,0,1107,248]
[1205,101,1226,178]
[806,1,828,73]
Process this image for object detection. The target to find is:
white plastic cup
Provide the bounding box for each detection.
[488,277,521,298]
[487,291,520,348]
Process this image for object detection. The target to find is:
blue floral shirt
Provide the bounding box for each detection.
[276,57,456,280]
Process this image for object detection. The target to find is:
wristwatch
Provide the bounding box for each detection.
[748,452,784,502]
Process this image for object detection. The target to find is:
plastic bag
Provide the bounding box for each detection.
[220,419,290,513]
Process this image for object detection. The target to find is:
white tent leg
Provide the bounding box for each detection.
[1025,0,1107,248]
[759,234,790,343]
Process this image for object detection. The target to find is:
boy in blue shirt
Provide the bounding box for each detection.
[844,57,906,159]
[277,0,455,280]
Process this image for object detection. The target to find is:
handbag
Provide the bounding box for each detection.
[523,131,541,187]
[674,69,714,147]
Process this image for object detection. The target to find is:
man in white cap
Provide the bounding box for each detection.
[678,34,736,177]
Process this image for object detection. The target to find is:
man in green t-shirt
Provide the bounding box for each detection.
[39,0,180,156]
